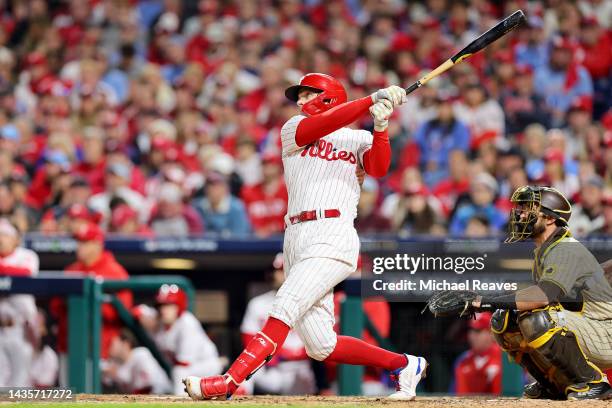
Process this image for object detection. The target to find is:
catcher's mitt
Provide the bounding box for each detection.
[424,290,479,318]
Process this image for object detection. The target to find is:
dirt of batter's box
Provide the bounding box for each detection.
[75,394,612,407]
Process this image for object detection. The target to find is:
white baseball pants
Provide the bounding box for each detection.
[270,218,359,361]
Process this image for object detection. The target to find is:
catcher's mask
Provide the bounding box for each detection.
[506,186,572,243]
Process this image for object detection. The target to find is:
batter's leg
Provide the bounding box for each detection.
[184,257,353,400]
[292,258,427,399]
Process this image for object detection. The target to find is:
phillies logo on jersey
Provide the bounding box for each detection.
[301,139,357,164]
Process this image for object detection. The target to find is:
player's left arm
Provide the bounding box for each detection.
[360,100,393,177]
[475,245,581,312]
[473,281,562,312]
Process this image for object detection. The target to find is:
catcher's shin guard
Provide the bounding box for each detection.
[491,309,563,399]
[518,309,605,396]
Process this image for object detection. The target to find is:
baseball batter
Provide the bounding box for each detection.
[427,186,612,400]
[184,74,427,400]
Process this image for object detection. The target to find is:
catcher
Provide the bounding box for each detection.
[427,186,612,400]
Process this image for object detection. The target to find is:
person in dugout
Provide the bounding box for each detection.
[50,222,133,385]
[103,329,171,394]
[452,312,502,395]
[0,218,39,387]
[153,284,223,395]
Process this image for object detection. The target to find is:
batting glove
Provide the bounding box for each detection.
[369,99,394,132]
[371,85,407,106]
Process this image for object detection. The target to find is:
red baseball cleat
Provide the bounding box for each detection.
[183,374,237,400]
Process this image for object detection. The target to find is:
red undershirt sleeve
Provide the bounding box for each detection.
[0,264,32,276]
[295,96,373,147]
[362,129,391,178]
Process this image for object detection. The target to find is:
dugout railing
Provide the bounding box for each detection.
[0,273,195,393]
[2,273,524,395]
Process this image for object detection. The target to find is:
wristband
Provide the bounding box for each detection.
[479,293,517,311]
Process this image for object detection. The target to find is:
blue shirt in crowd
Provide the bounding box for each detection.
[195,196,252,235]
[533,65,593,114]
[415,119,470,186]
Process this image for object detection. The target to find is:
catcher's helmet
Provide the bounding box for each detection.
[285,73,347,116]
[506,185,572,242]
[156,284,188,313]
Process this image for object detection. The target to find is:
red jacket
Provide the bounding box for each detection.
[579,33,612,79]
[51,251,132,358]
[72,160,106,194]
[26,169,52,209]
[454,343,502,395]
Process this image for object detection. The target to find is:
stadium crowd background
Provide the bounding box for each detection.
[0,0,609,239]
[0,0,610,397]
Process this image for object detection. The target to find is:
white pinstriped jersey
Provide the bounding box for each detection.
[280,115,373,221]
[0,247,39,336]
[0,247,39,276]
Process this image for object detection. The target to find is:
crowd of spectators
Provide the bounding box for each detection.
[0,0,610,238]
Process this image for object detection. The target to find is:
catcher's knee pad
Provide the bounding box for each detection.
[519,308,603,395]
[303,332,337,361]
[491,309,525,352]
[517,309,556,343]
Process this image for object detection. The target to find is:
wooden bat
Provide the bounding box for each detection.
[405,10,526,95]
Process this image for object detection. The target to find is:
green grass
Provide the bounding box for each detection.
[2,403,379,408]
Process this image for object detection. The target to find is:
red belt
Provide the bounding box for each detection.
[288,209,341,225]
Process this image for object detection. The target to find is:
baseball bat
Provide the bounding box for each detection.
[405,10,526,95]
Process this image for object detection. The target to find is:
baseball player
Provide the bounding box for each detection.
[0,218,40,386]
[104,329,172,394]
[154,284,223,395]
[427,186,612,400]
[184,73,427,400]
[28,309,59,388]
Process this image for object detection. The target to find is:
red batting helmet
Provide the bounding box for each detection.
[156,284,188,313]
[285,73,347,116]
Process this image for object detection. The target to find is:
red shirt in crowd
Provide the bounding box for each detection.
[454,343,502,395]
[72,160,106,194]
[26,170,52,209]
[433,178,470,216]
[51,251,132,359]
[579,32,612,79]
[241,181,288,236]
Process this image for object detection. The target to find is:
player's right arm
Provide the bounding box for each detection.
[281,85,406,154]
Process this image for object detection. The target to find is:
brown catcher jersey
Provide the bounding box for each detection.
[533,232,612,320]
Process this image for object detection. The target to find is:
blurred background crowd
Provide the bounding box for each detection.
[0,0,611,397]
[0,0,609,239]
